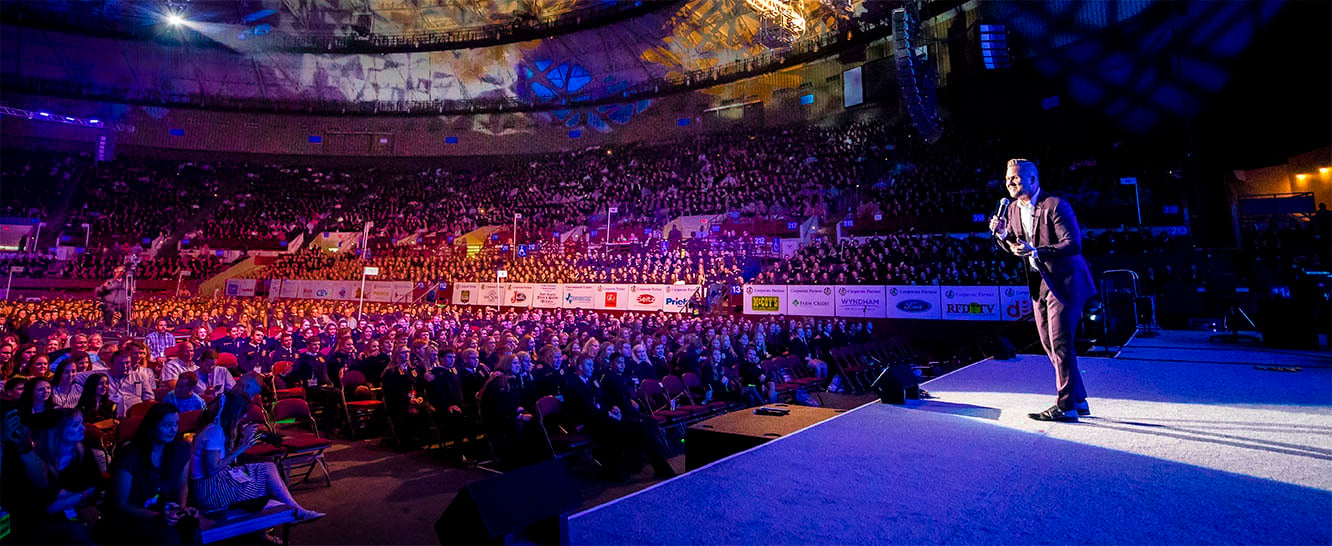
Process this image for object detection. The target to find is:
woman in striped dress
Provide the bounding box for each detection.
[188,391,324,519]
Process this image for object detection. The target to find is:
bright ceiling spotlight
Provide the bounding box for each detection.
[165,13,186,26]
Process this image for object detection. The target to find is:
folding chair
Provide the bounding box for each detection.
[272,399,333,487]
[270,361,305,401]
[341,370,384,440]
[127,401,158,420]
[239,401,285,469]
[533,395,595,461]
[638,380,691,436]
[659,375,711,418]
[680,372,733,413]
[216,352,239,373]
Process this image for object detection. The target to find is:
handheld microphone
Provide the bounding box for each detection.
[991,198,1011,238]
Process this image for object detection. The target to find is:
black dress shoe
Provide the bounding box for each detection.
[1028,405,1078,422]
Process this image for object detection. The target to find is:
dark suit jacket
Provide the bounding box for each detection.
[998,193,1097,305]
[561,374,605,428]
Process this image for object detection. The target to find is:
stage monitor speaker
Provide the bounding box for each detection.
[435,459,584,545]
[987,336,1016,360]
[1259,299,1320,349]
[871,363,920,404]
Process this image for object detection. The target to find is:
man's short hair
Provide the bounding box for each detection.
[1007,158,1039,178]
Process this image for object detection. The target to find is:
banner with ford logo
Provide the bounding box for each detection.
[834,286,887,318]
[883,285,943,319]
[939,285,1001,321]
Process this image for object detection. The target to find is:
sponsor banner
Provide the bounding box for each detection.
[786,285,836,317]
[884,285,943,320]
[561,284,597,309]
[627,284,666,312]
[478,283,501,307]
[596,284,626,311]
[278,280,301,299]
[939,285,1002,321]
[663,285,699,313]
[533,284,562,308]
[999,285,1032,321]
[225,279,257,298]
[834,285,888,318]
[505,283,534,308]
[452,282,480,306]
[298,280,358,301]
[366,281,414,303]
[743,285,788,315]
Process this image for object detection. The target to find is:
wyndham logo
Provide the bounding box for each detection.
[897,299,931,313]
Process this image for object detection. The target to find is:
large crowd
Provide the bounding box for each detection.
[0,291,874,543]
[755,234,1019,286]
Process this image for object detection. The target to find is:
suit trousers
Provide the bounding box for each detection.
[1032,280,1088,411]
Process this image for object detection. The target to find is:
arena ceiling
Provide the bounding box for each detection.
[2,0,866,112]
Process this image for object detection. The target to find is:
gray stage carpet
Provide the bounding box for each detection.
[568,331,1332,545]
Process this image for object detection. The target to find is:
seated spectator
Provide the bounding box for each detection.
[380,347,432,451]
[17,377,56,426]
[1,408,103,545]
[99,403,199,545]
[188,392,324,519]
[195,349,235,400]
[160,343,198,390]
[562,353,675,480]
[49,356,84,409]
[477,354,534,467]
[21,354,52,380]
[2,377,28,410]
[76,372,118,425]
[162,372,206,412]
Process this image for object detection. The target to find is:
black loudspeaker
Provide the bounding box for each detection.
[435,459,584,545]
[1259,299,1320,349]
[987,336,1017,360]
[871,363,920,404]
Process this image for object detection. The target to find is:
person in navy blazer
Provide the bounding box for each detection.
[991,158,1097,422]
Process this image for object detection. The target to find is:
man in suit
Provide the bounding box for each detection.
[991,158,1097,423]
[564,354,675,479]
[237,329,269,375]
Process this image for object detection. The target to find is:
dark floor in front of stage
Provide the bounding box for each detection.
[264,391,875,545]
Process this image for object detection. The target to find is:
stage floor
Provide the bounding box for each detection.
[568,331,1332,545]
